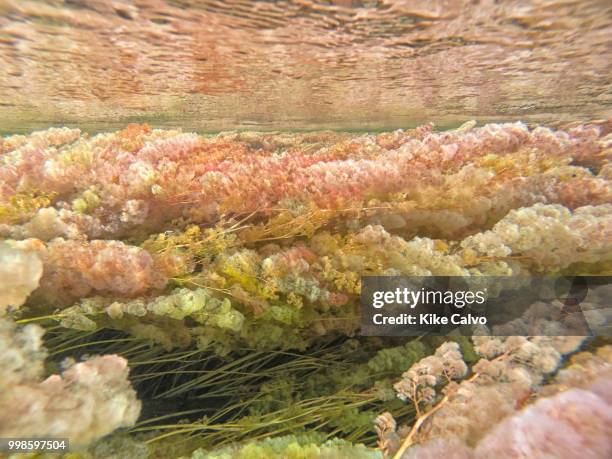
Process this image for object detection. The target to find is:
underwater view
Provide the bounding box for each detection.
[0,1,611,458]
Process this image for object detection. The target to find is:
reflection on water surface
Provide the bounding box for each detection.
[0,0,610,132]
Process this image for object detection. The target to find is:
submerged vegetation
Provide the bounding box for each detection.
[0,120,611,457]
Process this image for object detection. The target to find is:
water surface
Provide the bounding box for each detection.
[0,0,610,132]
